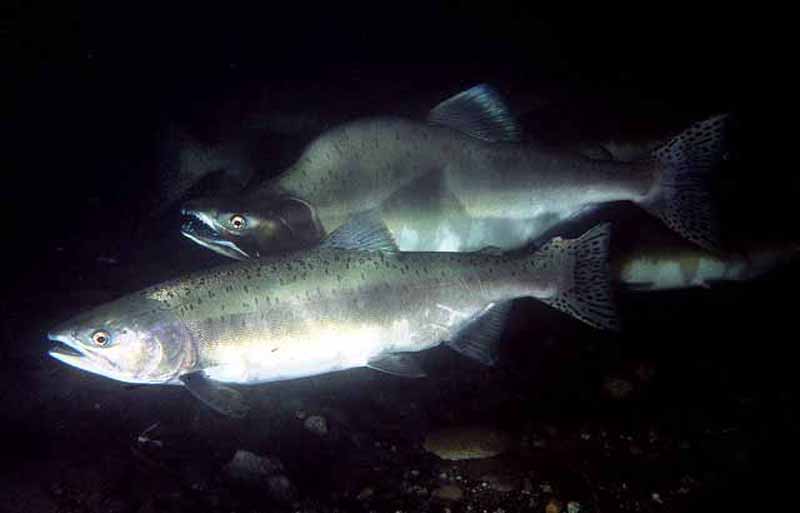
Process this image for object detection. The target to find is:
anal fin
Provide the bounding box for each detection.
[367,354,426,378]
[446,301,512,366]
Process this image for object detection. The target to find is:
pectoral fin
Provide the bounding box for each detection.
[367,354,426,378]
[180,371,250,418]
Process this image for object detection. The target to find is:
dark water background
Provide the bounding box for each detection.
[4,5,795,512]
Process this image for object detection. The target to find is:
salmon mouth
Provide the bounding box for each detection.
[48,332,120,378]
[48,332,97,372]
[181,215,217,239]
[48,333,86,358]
[180,215,250,260]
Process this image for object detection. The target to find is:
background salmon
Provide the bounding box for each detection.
[182,85,728,265]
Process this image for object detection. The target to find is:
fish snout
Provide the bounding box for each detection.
[180,201,201,217]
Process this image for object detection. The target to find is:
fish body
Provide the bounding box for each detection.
[279,117,654,238]
[49,220,616,415]
[616,237,799,291]
[182,85,727,259]
[532,205,799,292]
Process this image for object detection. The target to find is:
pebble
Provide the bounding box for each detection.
[423,426,512,460]
[223,450,295,502]
[433,485,464,501]
[482,474,517,492]
[545,498,562,513]
[224,449,285,484]
[304,415,328,436]
[603,377,634,399]
[356,487,374,500]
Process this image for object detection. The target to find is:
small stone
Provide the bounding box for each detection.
[423,426,512,461]
[603,377,634,400]
[523,478,533,493]
[295,410,307,420]
[567,501,581,513]
[543,425,558,437]
[482,474,517,492]
[267,475,294,502]
[545,498,562,513]
[356,487,374,500]
[223,450,295,501]
[224,450,285,484]
[410,469,420,477]
[433,485,464,501]
[304,415,328,436]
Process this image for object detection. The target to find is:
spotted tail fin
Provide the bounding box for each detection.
[642,114,730,250]
[537,223,619,331]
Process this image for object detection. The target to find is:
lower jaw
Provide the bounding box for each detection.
[181,231,248,260]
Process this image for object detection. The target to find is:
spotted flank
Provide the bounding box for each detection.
[538,223,618,331]
[643,114,729,251]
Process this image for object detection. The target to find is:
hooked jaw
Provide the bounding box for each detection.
[180,208,251,260]
[47,332,107,375]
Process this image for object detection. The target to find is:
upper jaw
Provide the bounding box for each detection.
[47,332,98,372]
[181,214,250,260]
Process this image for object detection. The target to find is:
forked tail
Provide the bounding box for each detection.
[642,114,730,250]
[536,223,619,331]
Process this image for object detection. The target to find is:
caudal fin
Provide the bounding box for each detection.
[538,223,619,331]
[642,114,730,250]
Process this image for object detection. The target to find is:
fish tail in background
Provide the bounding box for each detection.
[151,123,251,216]
[152,123,208,215]
[641,114,730,250]
[537,223,619,331]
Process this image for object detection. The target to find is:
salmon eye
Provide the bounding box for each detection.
[229,215,247,230]
[92,330,111,346]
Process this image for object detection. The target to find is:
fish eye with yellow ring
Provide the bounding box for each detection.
[229,215,247,230]
[91,330,111,346]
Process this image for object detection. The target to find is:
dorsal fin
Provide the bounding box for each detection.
[320,211,398,252]
[427,84,521,143]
